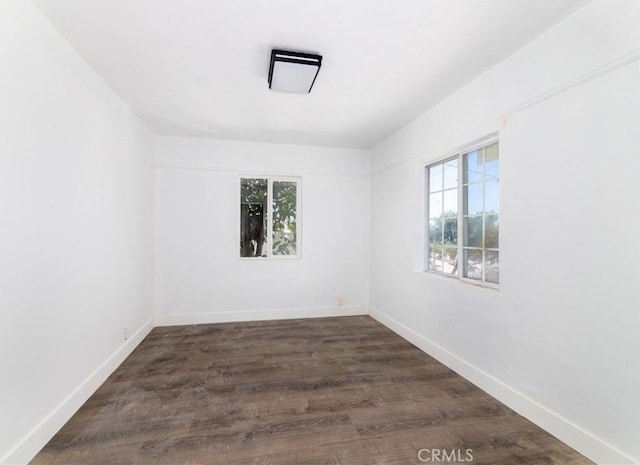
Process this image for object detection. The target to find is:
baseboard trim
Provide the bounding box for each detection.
[1,318,154,465]
[368,306,636,465]
[7,308,633,465]
[155,305,369,327]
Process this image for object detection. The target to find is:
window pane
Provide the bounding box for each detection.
[464,216,482,247]
[485,215,499,249]
[428,241,443,272]
[429,218,442,244]
[443,189,457,216]
[484,143,499,179]
[241,178,267,203]
[429,164,443,192]
[240,178,268,257]
[464,150,483,184]
[272,181,297,256]
[443,159,458,189]
[463,249,483,280]
[464,183,483,215]
[429,192,443,219]
[442,245,458,274]
[485,251,499,284]
[485,180,499,213]
[444,217,458,245]
[428,247,439,272]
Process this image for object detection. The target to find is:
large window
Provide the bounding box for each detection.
[240,177,300,258]
[427,141,499,285]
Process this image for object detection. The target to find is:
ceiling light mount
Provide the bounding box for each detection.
[268,49,322,94]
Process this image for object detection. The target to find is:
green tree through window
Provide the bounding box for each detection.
[240,177,300,258]
[426,141,499,285]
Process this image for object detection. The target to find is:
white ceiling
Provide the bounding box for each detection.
[33,0,587,149]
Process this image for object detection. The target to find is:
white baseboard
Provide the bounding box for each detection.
[369,307,638,465]
[368,306,636,465]
[1,318,154,465]
[6,307,633,465]
[155,305,368,326]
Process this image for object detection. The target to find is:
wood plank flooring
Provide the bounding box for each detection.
[31,316,593,464]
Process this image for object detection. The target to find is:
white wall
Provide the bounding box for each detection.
[0,2,155,463]
[155,136,369,324]
[369,1,640,464]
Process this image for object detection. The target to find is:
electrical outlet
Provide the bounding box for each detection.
[123,328,128,341]
[336,296,345,307]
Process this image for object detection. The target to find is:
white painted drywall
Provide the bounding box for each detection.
[154,137,369,323]
[0,2,154,463]
[369,1,640,464]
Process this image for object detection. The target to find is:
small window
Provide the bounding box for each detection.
[426,141,499,285]
[240,177,300,258]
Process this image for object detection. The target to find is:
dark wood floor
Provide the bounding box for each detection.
[32,316,592,465]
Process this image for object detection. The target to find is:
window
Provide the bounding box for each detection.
[427,141,499,285]
[240,177,300,258]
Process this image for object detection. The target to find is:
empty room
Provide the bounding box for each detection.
[1,0,639,464]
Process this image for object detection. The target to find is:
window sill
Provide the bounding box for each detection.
[238,256,302,261]
[418,271,499,291]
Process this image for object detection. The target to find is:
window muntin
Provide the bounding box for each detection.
[426,141,499,285]
[240,177,300,258]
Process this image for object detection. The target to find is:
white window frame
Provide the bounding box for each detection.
[424,136,499,288]
[238,175,302,260]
